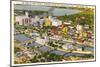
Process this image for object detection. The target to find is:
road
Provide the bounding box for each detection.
[15,34,94,57]
[28,40,94,57]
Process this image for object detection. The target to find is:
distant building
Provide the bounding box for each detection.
[51,18,62,26]
[64,21,71,25]
[45,16,51,27]
[32,16,40,27]
[84,25,90,30]
[76,25,83,31]
[15,12,34,26]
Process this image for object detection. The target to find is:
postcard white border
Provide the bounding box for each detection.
[11,1,96,66]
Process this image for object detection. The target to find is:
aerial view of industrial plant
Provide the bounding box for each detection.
[12,1,95,65]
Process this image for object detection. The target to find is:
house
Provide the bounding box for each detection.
[76,25,83,31]
[51,18,62,26]
[44,17,51,27]
[32,16,40,27]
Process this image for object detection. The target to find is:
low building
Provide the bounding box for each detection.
[51,18,62,26]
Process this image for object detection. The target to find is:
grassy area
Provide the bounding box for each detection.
[60,8,94,33]
[30,52,64,63]
[64,55,94,61]
[23,33,31,37]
